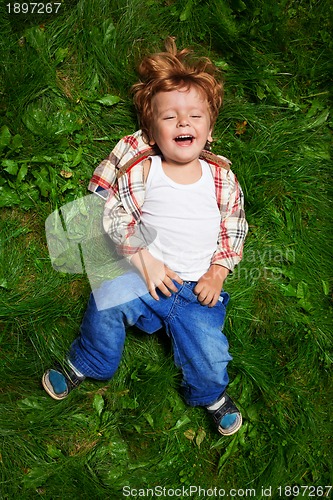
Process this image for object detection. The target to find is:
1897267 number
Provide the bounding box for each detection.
[277,485,332,497]
[7,3,61,14]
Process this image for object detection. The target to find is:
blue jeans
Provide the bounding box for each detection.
[69,271,232,407]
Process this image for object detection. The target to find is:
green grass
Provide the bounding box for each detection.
[0,0,332,498]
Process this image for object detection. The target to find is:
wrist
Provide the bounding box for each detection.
[130,249,152,286]
[130,248,149,266]
[210,264,230,279]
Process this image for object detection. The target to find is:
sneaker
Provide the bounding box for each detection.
[207,391,242,436]
[42,363,85,400]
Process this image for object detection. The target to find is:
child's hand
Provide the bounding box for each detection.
[194,265,229,307]
[131,249,183,300]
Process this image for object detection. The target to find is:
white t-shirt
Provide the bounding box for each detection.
[140,155,221,281]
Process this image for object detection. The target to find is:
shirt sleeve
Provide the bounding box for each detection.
[102,162,152,259]
[103,195,146,258]
[211,170,248,271]
[87,131,150,259]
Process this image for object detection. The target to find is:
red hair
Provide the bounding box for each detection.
[131,38,223,143]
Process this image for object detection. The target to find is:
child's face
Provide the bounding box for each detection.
[150,86,213,166]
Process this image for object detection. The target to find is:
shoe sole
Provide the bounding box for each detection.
[218,413,243,436]
[42,371,69,401]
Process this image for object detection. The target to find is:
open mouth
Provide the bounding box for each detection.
[174,135,194,144]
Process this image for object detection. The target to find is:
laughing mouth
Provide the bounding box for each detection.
[174,135,194,143]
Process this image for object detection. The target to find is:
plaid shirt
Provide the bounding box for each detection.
[88,130,248,272]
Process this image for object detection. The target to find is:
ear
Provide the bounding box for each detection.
[208,129,213,143]
[141,128,155,147]
[147,130,156,147]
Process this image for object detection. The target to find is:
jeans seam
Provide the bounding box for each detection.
[164,283,185,323]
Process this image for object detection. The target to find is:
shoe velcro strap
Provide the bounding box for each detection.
[209,393,240,427]
[54,363,84,390]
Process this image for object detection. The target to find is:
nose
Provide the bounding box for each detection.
[177,116,189,127]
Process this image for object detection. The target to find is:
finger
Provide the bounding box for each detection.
[193,283,203,296]
[173,274,184,285]
[163,275,179,293]
[198,291,215,306]
[197,293,209,305]
[156,281,172,297]
[208,295,219,308]
[165,267,183,285]
[195,285,208,301]
[148,283,160,301]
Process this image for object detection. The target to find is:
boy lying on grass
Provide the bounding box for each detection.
[43,37,248,436]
